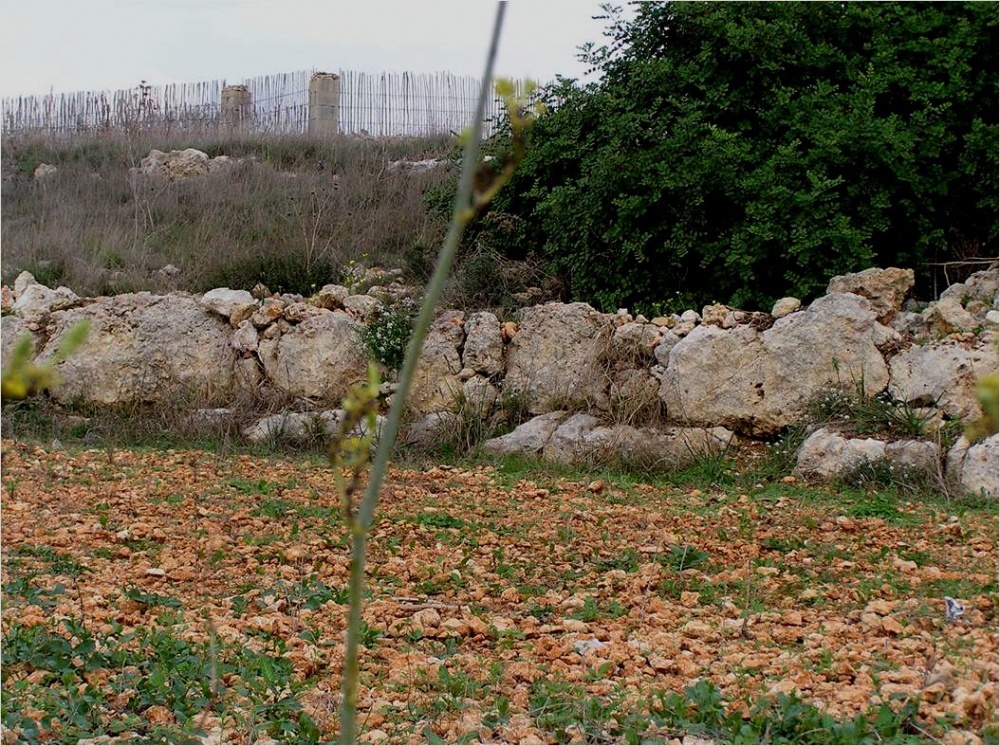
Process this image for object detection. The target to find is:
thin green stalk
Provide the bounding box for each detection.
[338,5,507,742]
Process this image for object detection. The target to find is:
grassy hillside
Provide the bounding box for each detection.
[1,132,452,297]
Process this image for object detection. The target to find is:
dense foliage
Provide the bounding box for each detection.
[449,2,998,313]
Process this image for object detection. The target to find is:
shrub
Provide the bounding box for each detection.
[361,308,413,372]
[204,250,335,297]
[440,2,998,314]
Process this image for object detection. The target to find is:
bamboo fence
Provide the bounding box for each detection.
[1,69,522,138]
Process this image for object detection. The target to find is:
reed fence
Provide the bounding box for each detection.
[1,68,522,138]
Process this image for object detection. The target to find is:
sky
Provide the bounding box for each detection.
[0,1,618,98]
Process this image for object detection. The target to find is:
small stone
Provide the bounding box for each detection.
[860,612,882,630]
[562,619,588,633]
[782,610,804,626]
[412,607,440,632]
[145,568,166,577]
[251,299,285,327]
[679,591,701,608]
[771,297,802,318]
[649,656,671,672]
[880,616,904,635]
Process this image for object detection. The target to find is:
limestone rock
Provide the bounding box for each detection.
[283,302,325,323]
[484,409,734,469]
[408,311,466,415]
[964,268,999,305]
[884,439,939,474]
[200,288,256,323]
[826,267,914,323]
[342,294,382,321]
[946,435,999,498]
[771,297,801,319]
[659,324,768,433]
[33,163,58,180]
[257,312,367,400]
[462,376,500,410]
[505,303,613,413]
[612,322,662,362]
[889,339,997,421]
[542,413,603,463]
[924,298,977,335]
[1,315,37,369]
[794,428,887,480]
[13,271,37,299]
[315,284,350,310]
[653,331,682,367]
[701,304,730,328]
[11,283,78,323]
[39,293,240,404]
[189,408,235,432]
[662,293,893,436]
[243,412,315,443]
[251,299,285,327]
[231,320,259,354]
[139,148,211,180]
[481,411,570,455]
[317,409,384,440]
[404,411,462,448]
[463,311,504,376]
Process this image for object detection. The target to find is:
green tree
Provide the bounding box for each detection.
[455,1,998,313]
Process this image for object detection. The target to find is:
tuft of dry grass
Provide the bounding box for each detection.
[1,131,452,296]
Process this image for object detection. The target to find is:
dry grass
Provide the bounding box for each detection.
[1,131,452,296]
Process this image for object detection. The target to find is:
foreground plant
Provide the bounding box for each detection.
[1,321,89,401]
[329,5,541,742]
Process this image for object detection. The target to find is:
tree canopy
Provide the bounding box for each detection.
[457,1,998,313]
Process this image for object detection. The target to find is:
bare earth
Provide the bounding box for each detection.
[1,441,997,744]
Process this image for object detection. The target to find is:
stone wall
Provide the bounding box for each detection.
[2,266,997,496]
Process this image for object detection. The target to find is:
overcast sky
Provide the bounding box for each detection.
[0,1,618,98]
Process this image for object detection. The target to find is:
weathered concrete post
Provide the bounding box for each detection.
[221,85,252,134]
[308,72,341,136]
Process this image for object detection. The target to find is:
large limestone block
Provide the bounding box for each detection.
[889,339,997,421]
[2,316,37,369]
[946,435,999,498]
[660,293,893,436]
[505,303,613,413]
[542,413,603,463]
[463,311,504,377]
[481,411,569,455]
[407,311,466,415]
[258,312,367,400]
[39,293,239,404]
[658,324,767,432]
[793,428,887,480]
[542,413,734,468]
[826,267,914,323]
[764,292,893,418]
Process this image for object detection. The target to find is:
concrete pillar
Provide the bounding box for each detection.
[308,72,341,136]
[221,85,251,133]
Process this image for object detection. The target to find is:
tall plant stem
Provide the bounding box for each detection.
[338,4,507,743]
